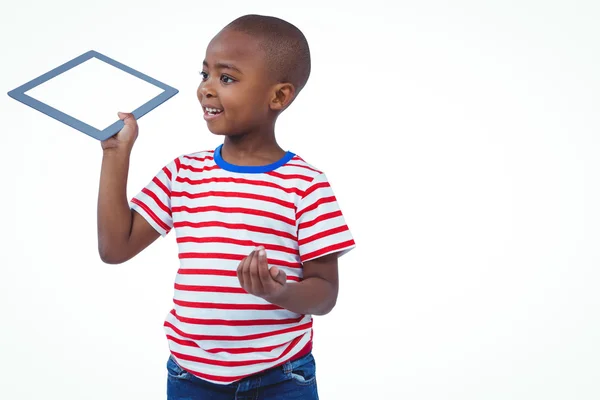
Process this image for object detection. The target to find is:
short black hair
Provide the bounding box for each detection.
[224,14,311,93]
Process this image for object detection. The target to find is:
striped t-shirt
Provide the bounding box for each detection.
[130,144,355,384]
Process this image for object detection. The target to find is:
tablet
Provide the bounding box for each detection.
[7,50,179,141]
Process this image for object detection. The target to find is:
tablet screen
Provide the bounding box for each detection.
[24,56,165,131]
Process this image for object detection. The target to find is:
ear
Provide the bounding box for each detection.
[269,83,296,112]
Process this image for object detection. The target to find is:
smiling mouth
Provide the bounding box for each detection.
[204,107,223,116]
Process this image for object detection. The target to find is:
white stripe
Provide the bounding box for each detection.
[300,230,353,256]
[164,317,312,350]
[173,304,301,321]
[168,314,305,336]
[298,214,349,239]
[173,289,266,305]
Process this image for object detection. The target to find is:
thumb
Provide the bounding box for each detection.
[118,112,137,125]
[118,112,137,128]
[269,266,287,285]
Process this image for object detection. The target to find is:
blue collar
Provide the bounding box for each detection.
[214,144,296,173]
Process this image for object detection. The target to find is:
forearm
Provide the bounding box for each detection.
[97,149,133,262]
[266,276,338,316]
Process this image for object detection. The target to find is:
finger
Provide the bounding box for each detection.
[269,266,287,286]
[100,135,117,147]
[118,111,133,120]
[248,248,264,294]
[242,250,256,291]
[237,255,251,289]
[257,247,272,285]
[118,112,137,126]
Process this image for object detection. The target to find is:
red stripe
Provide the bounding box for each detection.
[171,309,304,326]
[298,210,342,231]
[285,163,322,174]
[173,205,295,226]
[164,320,312,341]
[178,252,301,269]
[173,299,282,310]
[174,283,246,294]
[169,337,300,367]
[131,198,170,232]
[176,176,304,196]
[172,190,295,209]
[302,240,355,262]
[152,176,170,197]
[296,196,337,220]
[180,164,221,173]
[267,171,313,182]
[183,155,214,162]
[176,269,301,282]
[179,252,243,261]
[291,155,309,164]
[177,236,297,255]
[302,181,330,198]
[141,187,171,216]
[268,258,301,269]
[174,221,296,241]
[179,254,243,263]
[174,157,182,173]
[166,332,307,355]
[162,165,172,181]
[201,341,296,354]
[178,268,236,277]
[299,225,350,246]
[166,334,199,348]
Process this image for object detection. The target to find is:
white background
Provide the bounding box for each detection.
[1,0,599,399]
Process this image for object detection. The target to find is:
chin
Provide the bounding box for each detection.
[207,124,247,137]
[208,129,229,136]
[205,123,228,136]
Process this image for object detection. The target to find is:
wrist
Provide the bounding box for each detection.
[102,145,132,158]
[263,282,290,305]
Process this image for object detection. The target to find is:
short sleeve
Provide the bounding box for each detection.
[296,173,356,263]
[130,157,180,237]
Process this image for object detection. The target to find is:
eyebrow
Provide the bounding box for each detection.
[202,60,243,74]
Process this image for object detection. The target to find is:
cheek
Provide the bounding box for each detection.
[219,86,268,122]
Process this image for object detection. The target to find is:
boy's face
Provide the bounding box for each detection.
[198,29,275,136]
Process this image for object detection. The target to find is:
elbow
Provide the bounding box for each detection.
[314,296,337,316]
[99,251,122,265]
[312,281,338,316]
[98,244,127,265]
[99,254,123,264]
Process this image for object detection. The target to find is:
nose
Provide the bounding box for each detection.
[198,80,216,98]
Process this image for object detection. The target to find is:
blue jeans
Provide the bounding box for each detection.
[166,352,319,400]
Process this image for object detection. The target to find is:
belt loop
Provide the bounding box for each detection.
[282,360,293,374]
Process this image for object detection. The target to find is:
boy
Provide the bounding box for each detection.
[97,14,355,399]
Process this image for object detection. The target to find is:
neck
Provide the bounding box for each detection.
[220,124,286,166]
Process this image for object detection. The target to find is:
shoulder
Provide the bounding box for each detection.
[178,149,216,164]
[281,154,326,180]
[277,154,336,199]
[168,149,217,172]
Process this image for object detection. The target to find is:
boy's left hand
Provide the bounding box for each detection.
[237,246,287,301]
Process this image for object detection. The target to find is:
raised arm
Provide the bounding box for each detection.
[97,112,160,264]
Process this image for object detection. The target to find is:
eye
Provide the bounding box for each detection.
[200,71,208,81]
[220,75,235,84]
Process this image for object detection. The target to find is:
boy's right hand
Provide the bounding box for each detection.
[101,112,138,152]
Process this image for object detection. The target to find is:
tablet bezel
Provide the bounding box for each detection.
[7,50,178,141]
